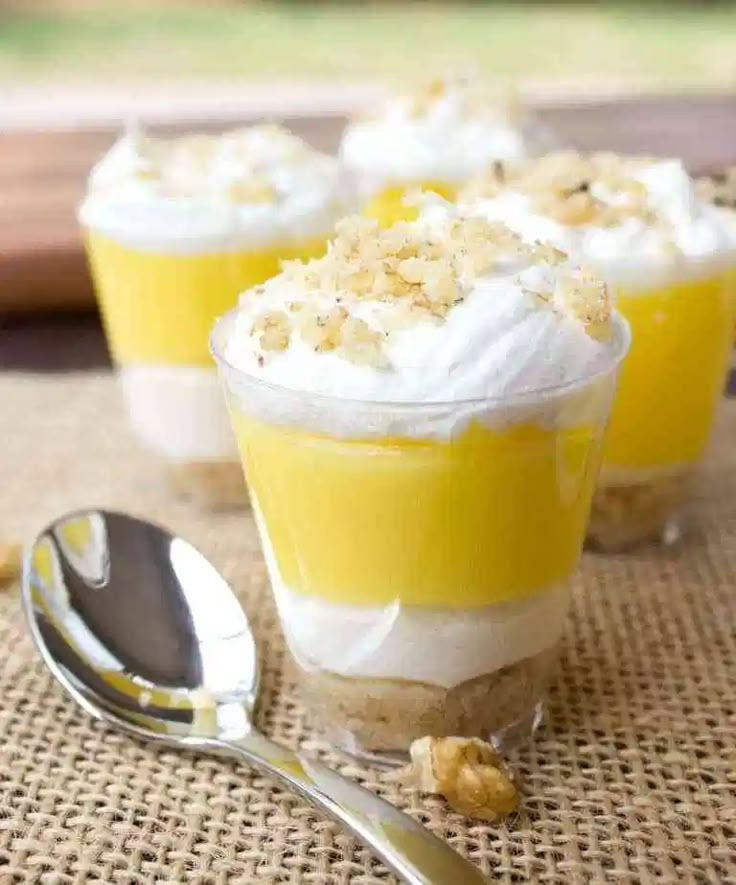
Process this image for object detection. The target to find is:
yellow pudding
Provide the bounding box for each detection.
[233,412,603,608]
[363,180,458,227]
[604,272,736,470]
[588,270,735,550]
[85,230,328,366]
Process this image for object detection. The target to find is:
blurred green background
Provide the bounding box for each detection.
[1,1,735,89]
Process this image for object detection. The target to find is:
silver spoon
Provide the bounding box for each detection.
[22,509,490,885]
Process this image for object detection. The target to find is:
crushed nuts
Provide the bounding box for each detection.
[247,211,612,364]
[697,166,736,210]
[403,736,519,821]
[0,542,22,589]
[462,151,664,229]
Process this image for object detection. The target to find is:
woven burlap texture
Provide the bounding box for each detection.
[1,371,735,885]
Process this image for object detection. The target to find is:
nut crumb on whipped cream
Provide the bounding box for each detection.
[230,212,612,377]
[697,166,736,210]
[79,123,349,250]
[460,152,736,287]
[463,151,660,227]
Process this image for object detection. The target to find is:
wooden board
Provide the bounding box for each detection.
[3,96,736,314]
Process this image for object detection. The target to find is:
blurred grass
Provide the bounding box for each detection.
[1,2,736,86]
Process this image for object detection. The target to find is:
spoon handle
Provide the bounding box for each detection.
[222,730,490,885]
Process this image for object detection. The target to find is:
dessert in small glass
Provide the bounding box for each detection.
[80,124,349,508]
[461,153,736,550]
[339,76,554,228]
[212,209,629,761]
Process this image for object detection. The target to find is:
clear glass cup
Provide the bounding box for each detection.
[83,229,328,509]
[587,259,736,551]
[212,310,629,761]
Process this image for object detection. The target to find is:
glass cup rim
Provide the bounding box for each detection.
[210,305,631,412]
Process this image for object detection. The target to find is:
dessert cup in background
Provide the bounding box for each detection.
[460,153,736,550]
[80,124,350,508]
[212,210,629,761]
[339,76,556,227]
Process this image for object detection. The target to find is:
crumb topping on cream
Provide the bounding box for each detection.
[698,166,736,211]
[463,152,670,228]
[242,214,611,370]
[79,123,349,250]
[460,153,736,285]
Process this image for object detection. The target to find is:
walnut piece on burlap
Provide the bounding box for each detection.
[1,371,736,883]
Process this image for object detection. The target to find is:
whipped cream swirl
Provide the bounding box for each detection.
[461,154,736,288]
[215,207,626,439]
[79,123,351,252]
[340,77,555,189]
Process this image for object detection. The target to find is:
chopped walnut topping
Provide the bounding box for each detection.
[0,542,21,589]
[247,210,610,362]
[462,151,661,229]
[558,273,612,341]
[287,214,530,322]
[403,736,519,821]
[253,310,291,351]
[697,166,736,210]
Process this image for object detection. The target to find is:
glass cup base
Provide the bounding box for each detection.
[320,700,546,768]
[297,649,555,766]
[586,468,692,553]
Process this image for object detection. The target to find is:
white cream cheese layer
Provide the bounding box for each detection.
[275,581,569,687]
[119,366,237,460]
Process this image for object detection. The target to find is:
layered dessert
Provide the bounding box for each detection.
[80,123,349,507]
[340,76,553,227]
[212,209,628,759]
[460,153,736,549]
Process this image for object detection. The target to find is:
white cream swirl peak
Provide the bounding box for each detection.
[80,123,350,508]
[213,210,629,758]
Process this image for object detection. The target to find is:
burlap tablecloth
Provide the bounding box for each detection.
[1,371,735,884]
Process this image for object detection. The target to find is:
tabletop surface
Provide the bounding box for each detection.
[2,370,736,884]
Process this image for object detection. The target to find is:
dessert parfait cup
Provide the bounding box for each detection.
[340,77,556,228]
[212,310,630,762]
[458,153,736,550]
[587,257,736,551]
[80,127,345,508]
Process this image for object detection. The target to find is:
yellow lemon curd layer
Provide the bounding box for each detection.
[232,411,604,609]
[363,180,458,227]
[84,230,328,366]
[603,272,736,471]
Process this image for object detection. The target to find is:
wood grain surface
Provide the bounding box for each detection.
[2,95,736,314]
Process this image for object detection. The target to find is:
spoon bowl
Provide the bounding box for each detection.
[23,509,490,885]
[24,510,258,743]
